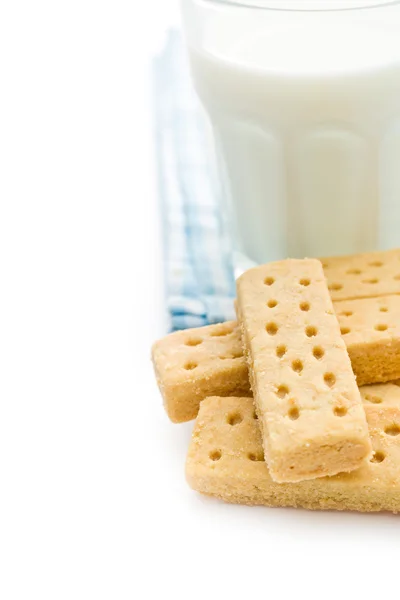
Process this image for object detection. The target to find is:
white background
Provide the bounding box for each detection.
[0,1,399,599]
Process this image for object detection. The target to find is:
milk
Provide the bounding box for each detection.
[187,4,400,266]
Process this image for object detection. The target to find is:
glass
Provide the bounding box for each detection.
[181,0,400,274]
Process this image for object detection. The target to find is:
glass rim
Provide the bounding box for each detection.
[198,0,400,11]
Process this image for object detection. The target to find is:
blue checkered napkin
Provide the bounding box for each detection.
[152,30,236,331]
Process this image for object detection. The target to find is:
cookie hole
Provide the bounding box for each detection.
[346,268,362,275]
[313,346,325,360]
[324,372,336,388]
[362,278,379,284]
[253,410,258,420]
[370,451,386,464]
[185,338,202,347]
[369,261,383,267]
[300,301,310,312]
[306,325,318,338]
[267,299,278,308]
[340,327,351,335]
[364,394,382,404]
[300,278,310,287]
[248,452,264,462]
[292,359,304,374]
[266,322,278,336]
[385,424,400,436]
[375,324,388,332]
[288,406,300,420]
[340,311,353,317]
[184,361,198,371]
[210,328,233,337]
[264,276,275,286]
[333,406,347,417]
[209,450,222,461]
[227,413,243,426]
[329,283,343,291]
[219,351,243,360]
[380,307,388,312]
[276,345,287,358]
[276,385,289,399]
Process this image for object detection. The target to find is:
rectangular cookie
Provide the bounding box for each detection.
[186,393,400,513]
[152,295,400,423]
[336,295,400,386]
[322,248,400,302]
[236,259,371,482]
[152,321,250,423]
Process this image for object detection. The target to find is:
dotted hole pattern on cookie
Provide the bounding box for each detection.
[385,424,400,436]
[209,450,222,461]
[276,385,289,399]
[292,359,303,374]
[375,324,388,332]
[227,412,243,426]
[219,351,243,360]
[339,311,353,317]
[248,452,264,462]
[364,394,383,404]
[333,406,347,417]
[369,261,383,267]
[210,327,234,337]
[185,338,202,347]
[324,372,336,388]
[266,322,279,336]
[300,278,310,287]
[324,255,399,291]
[288,406,300,420]
[306,325,318,338]
[370,451,386,463]
[276,345,287,358]
[258,268,369,426]
[329,283,343,291]
[313,346,325,360]
[184,361,198,371]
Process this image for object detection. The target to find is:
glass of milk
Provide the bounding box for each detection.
[181,0,400,273]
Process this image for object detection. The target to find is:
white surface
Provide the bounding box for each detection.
[0,1,399,599]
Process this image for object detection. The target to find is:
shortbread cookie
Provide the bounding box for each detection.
[152,321,250,423]
[337,295,400,385]
[236,259,371,482]
[186,394,400,513]
[322,248,400,302]
[153,296,400,423]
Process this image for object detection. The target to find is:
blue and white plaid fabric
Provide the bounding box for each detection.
[153,30,236,331]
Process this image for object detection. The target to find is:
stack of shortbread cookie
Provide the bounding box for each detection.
[152,249,400,513]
